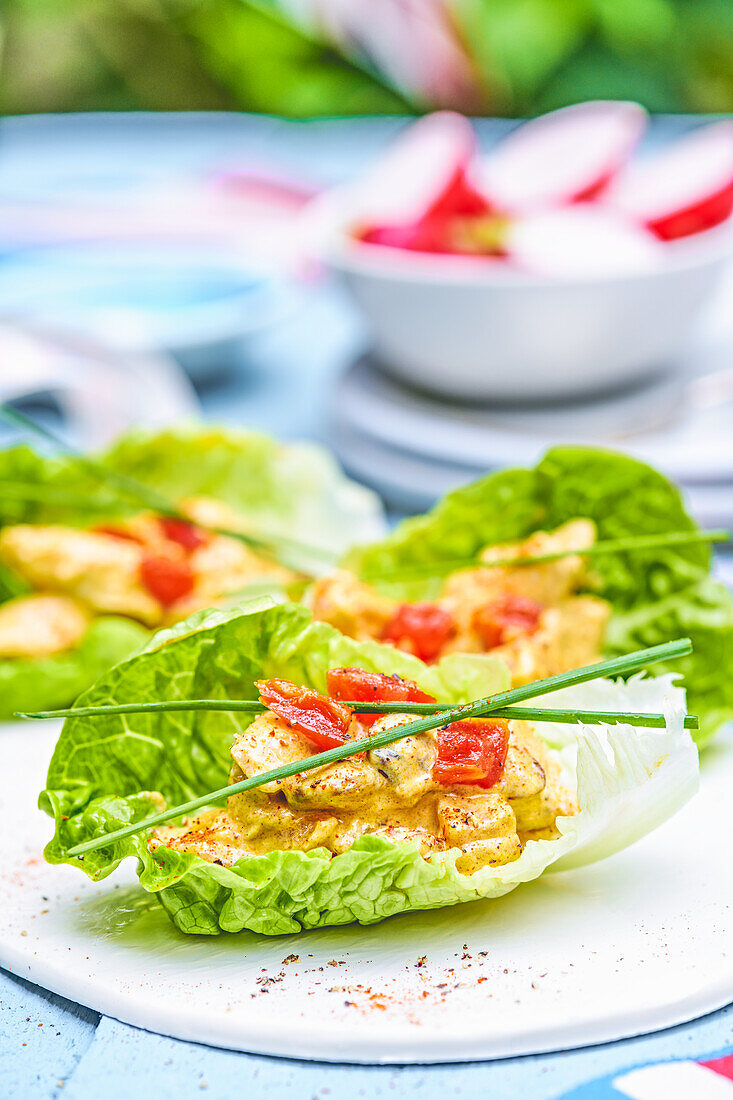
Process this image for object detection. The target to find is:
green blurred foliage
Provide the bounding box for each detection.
[0,0,731,116]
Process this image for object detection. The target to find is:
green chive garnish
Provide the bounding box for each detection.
[17,700,698,730]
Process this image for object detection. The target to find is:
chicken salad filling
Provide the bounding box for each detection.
[311,520,610,683]
[156,668,575,876]
[0,496,297,654]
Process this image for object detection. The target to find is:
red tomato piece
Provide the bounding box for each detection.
[433,718,509,789]
[257,678,352,750]
[473,593,543,650]
[140,553,194,607]
[326,667,436,727]
[159,517,209,553]
[93,525,144,545]
[381,603,455,663]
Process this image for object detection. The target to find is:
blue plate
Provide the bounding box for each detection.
[0,242,295,378]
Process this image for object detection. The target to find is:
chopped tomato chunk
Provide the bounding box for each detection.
[257,678,352,750]
[381,603,455,663]
[93,524,144,545]
[159,516,209,553]
[433,718,509,789]
[327,667,436,727]
[473,593,543,650]
[140,554,194,607]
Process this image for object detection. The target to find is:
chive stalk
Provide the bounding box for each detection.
[18,699,699,730]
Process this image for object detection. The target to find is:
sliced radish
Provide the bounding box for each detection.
[359,220,456,253]
[507,207,662,279]
[480,101,647,212]
[351,111,490,228]
[604,121,733,240]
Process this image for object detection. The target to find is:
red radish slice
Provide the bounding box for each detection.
[351,111,489,228]
[604,121,733,240]
[480,101,647,212]
[359,220,456,253]
[507,207,661,278]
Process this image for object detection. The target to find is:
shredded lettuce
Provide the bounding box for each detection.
[346,446,733,745]
[0,425,384,715]
[41,600,698,936]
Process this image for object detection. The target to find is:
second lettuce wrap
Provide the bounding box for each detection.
[345,447,733,746]
[0,425,384,717]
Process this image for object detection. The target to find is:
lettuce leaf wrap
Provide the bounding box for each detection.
[41,600,698,937]
[0,425,384,717]
[345,446,733,746]
[0,423,383,554]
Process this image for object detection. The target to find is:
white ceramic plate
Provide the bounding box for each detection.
[1,721,731,1064]
[331,415,733,529]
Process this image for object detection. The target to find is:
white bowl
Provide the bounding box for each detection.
[309,190,733,401]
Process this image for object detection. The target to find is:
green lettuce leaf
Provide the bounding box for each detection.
[0,424,384,713]
[40,600,698,936]
[346,446,733,746]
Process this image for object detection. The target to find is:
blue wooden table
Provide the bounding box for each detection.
[2,112,731,1097]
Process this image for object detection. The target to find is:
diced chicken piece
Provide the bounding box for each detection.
[510,725,577,837]
[168,536,295,623]
[365,824,446,858]
[0,594,91,658]
[442,519,597,618]
[190,536,294,598]
[367,714,438,802]
[496,737,547,800]
[456,835,522,873]
[437,789,516,846]
[182,496,296,588]
[552,595,610,667]
[514,778,577,837]
[511,790,560,834]
[107,512,171,551]
[0,524,162,625]
[283,755,387,812]
[437,789,521,872]
[479,519,597,604]
[230,713,315,794]
[309,570,394,641]
[230,712,386,811]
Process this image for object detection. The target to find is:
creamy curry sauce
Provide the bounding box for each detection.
[155,712,576,876]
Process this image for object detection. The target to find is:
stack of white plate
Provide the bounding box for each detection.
[331,277,733,528]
